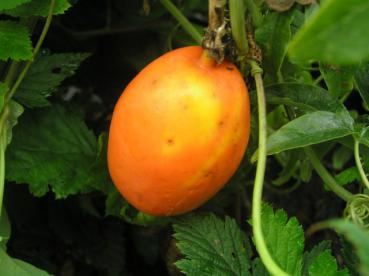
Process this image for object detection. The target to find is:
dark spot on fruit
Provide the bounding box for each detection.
[204,170,213,178]
[151,79,158,85]
[167,138,174,145]
[226,66,234,71]
[218,121,225,128]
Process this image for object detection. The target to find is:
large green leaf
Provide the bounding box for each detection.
[288,0,369,64]
[14,52,90,108]
[267,111,354,155]
[6,105,100,198]
[354,61,369,107]
[0,21,32,61]
[250,204,304,276]
[0,0,31,10]
[174,214,251,276]
[3,0,71,16]
[265,83,348,113]
[0,247,50,276]
[255,10,295,81]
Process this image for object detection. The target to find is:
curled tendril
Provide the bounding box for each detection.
[344,194,369,228]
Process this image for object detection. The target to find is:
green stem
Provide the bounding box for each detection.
[0,106,9,217]
[303,146,353,201]
[244,0,263,27]
[229,0,248,55]
[250,60,290,276]
[159,0,202,45]
[3,62,19,88]
[5,0,55,103]
[354,139,369,190]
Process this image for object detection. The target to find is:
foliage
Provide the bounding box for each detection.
[1,0,369,275]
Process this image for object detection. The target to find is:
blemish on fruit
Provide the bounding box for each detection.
[218,121,225,128]
[167,138,175,145]
[226,66,234,71]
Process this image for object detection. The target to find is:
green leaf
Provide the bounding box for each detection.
[302,241,332,275]
[267,111,354,155]
[335,167,361,186]
[325,219,369,276]
[0,82,7,111]
[0,0,31,10]
[0,247,50,275]
[354,61,369,107]
[308,250,349,276]
[332,146,353,170]
[0,21,32,61]
[3,0,71,16]
[174,214,251,276]
[6,105,98,198]
[288,0,369,64]
[255,10,295,81]
[252,258,268,276]
[250,204,304,276]
[265,83,348,113]
[14,52,90,108]
[320,64,357,98]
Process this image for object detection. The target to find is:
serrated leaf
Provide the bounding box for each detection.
[325,219,369,276]
[335,167,360,186]
[255,10,295,81]
[320,63,357,98]
[174,214,251,276]
[0,247,50,276]
[14,52,90,108]
[302,240,331,275]
[252,258,268,276]
[6,105,98,198]
[308,250,349,276]
[355,61,369,107]
[265,83,348,113]
[288,0,369,64]
[0,0,31,10]
[250,204,304,276]
[0,21,32,61]
[267,111,354,155]
[3,0,71,16]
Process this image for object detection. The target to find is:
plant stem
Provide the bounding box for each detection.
[229,0,248,55]
[5,0,56,103]
[3,62,19,88]
[243,0,263,27]
[354,139,369,190]
[159,0,202,45]
[303,146,353,201]
[250,60,289,276]
[0,106,9,218]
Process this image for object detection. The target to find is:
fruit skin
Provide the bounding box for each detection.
[108,46,250,216]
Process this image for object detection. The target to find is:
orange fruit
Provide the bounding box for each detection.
[108,46,250,216]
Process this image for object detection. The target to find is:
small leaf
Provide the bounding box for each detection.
[266,0,294,12]
[256,10,295,81]
[323,220,369,276]
[0,0,31,10]
[0,21,32,61]
[174,214,251,276]
[0,247,50,276]
[335,167,361,186]
[320,63,357,98]
[308,250,349,276]
[3,0,71,16]
[288,0,369,64]
[4,100,24,146]
[302,240,331,275]
[14,52,90,108]
[354,61,369,107]
[6,105,98,198]
[267,111,354,155]
[332,145,353,170]
[249,204,304,276]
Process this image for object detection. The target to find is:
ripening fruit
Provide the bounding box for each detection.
[108,46,250,216]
